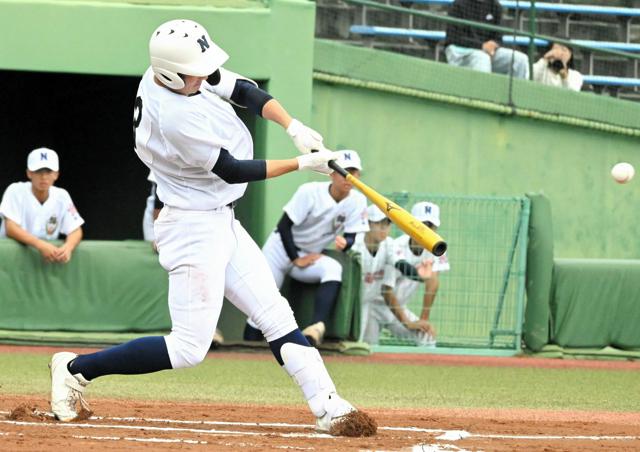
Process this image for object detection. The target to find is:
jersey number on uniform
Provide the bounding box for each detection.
[133,96,143,150]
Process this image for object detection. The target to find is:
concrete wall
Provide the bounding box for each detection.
[312,41,640,258]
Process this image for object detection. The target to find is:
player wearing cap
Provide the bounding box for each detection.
[244,150,369,346]
[47,19,374,435]
[350,204,397,343]
[0,147,84,263]
[352,205,434,345]
[390,201,450,346]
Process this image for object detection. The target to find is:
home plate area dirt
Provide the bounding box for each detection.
[1,395,639,451]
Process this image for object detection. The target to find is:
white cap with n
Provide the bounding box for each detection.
[367,204,387,222]
[334,149,362,171]
[411,201,440,227]
[27,147,59,172]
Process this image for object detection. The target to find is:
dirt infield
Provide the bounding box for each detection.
[2,395,639,451]
[2,346,639,450]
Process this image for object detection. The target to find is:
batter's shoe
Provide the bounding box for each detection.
[315,392,356,433]
[302,321,326,347]
[49,352,91,421]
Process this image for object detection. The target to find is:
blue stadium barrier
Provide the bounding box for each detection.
[582,75,640,87]
[349,25,640,88]
[400,0,640,17]
[351,26,640,53]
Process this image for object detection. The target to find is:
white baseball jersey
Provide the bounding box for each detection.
[392,234,450,304]
[284,181,369,253]
[142,171,157,242]
[0,182,84,240]
[134,67,252,210]
[351,233,398,303]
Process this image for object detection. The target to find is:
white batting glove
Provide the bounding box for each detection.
[286,119,324,155]
[296,149,337,175]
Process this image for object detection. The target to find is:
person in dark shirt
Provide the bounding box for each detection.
[445,0,529,79]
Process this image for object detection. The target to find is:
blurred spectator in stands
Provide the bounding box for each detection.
[445,0,529,79]
[0,147,84,263]
[533,41,583,91]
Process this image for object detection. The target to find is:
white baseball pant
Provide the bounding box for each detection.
[361,299,430,346]
[261,231,343,287]
[154,205,298,368]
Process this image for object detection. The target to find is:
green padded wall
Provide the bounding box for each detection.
[0,240,169,332]
[523,193,554,351]
[551,259,640,349]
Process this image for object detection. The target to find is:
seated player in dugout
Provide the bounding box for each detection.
[388,201,450,346]
[0,147,84,263]
[353,204,435,346]
[243,150,369,346]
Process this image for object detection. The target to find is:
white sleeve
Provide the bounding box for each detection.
[283,184,312,225]
[432,253,450,272]
[201,67,258,102]
[532,58,547,83]
[0,184,23,225]
[344,194,369,234]
[565,69,583,92]
[382,264,397,288]
[59,190,84,235]
[381,239,399,287]
[161,107,222,172]
[391,238,406,265]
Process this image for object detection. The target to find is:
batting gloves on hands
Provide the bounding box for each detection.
[296,149,337,175]
[287,119,324,155]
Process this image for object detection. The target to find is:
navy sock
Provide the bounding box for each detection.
[68,336,172,381]
[243,323,263,341]
[268,329,310,365]
[312,281,341,324]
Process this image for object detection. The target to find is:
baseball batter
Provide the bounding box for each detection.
[49,19,367,433]
[387,201,450,346]
[0,147,84,263]
[243,150,369,346]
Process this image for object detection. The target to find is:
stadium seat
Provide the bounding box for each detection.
[350,25,640,92]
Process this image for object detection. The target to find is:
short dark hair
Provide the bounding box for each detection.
[542,39,575,69]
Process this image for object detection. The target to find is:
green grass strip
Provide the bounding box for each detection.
[2,353,639,412]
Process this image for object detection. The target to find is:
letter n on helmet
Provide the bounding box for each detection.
[149,19,229,90]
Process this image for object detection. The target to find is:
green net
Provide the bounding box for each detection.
[376,193,529,350]
[316,0,640,112]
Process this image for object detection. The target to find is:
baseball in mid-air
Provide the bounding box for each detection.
[611,162,635,184]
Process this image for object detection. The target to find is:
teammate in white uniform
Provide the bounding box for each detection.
[350,205,397,342]
[243,150,369,346]
[49,19,368,434]
[387,201,450,346]
[354,206,442,345]
[0,147,84,263]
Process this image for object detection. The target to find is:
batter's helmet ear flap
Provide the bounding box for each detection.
[152,67,186,90]
[149,19,229,89]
